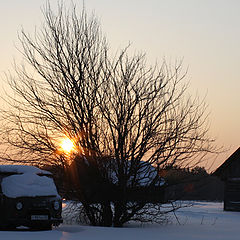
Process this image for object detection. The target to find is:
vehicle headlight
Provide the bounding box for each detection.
[53,201,60,210]
[16,202,23,210]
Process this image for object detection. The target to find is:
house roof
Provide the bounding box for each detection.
[213,147,240,177]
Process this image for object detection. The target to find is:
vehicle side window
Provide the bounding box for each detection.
[0,174,4,193]
[0,173,18,194]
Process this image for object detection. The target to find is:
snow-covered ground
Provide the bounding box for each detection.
[1,201,240,240]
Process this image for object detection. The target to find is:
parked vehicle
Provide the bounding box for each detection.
[0,165,63,230]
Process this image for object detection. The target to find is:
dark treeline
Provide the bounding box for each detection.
[163,166,224,201]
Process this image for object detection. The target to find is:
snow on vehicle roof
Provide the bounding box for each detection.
[0,165,51,175]
[1,173,60,198]
[0,165,59,198]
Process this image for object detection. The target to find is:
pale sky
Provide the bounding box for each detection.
[0,0,240,170]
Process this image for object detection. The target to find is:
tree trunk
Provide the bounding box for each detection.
[113,202,125,227]
[101,202,113,227]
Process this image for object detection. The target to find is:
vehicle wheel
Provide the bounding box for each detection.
[0,224,16,231]
[42,224,52,230]
[31,224,52,231]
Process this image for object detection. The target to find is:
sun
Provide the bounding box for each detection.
[60,138,75,153]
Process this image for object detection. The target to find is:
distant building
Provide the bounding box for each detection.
[214,147,240,211]
[65,156,166,203]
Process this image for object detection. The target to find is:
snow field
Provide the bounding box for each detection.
[1,201,240,240]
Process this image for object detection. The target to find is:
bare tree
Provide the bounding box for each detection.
[0,2,216,227]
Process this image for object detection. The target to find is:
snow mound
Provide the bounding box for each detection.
[109,161,165,187]
[130,162,165,187]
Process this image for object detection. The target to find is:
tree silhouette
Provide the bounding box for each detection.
[0,2,216,227]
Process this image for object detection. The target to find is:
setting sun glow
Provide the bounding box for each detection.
[60,138,74,153]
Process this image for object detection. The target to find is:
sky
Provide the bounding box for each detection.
[0,0,239,170]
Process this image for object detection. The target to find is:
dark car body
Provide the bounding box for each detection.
[0,165,63,230]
